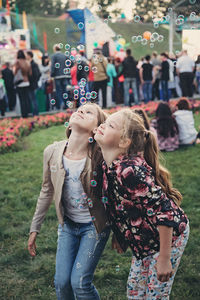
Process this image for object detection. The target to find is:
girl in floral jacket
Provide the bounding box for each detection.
[94,109,189,300]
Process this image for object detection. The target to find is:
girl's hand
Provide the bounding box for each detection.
[155,256,173,282]
[28,232,37,257]
[112,235,124,254]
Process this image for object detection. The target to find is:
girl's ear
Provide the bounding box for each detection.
[93,127,97,134]
[119,137,131,150]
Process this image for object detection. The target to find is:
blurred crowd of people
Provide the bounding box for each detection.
[0,44,200,118]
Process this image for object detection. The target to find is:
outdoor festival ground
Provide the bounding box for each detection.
[0,101,200,299]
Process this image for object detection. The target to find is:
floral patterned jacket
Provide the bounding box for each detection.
[102,154,188,260]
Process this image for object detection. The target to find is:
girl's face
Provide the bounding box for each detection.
[69,104,98,133]
[95,112,124,149]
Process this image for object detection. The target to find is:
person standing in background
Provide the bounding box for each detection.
[51,44,72,109]
[39,54,52,111]
[120,49,139,106]
[139,55,154,103]
[195,55,200,94]
[14,50,32,118]
[91,48,108,108]
[151,51,161,100]
[106,57,117,107]
[0,71,7,116]
[160,53,170,102]
[27,51,41,116]
[2,62,16,111]
[176,50,195,97]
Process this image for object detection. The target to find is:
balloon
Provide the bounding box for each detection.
[116,44,121,51]
[143,31,151,40]
[93,42,98,48]
[118,38,126,46]
[99,40,104,46]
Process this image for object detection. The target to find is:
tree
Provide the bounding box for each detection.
[84,0,118,19]
[133,0,200,22]
[2,0,67,16]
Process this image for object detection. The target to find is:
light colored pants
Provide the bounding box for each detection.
[127,223,189,300]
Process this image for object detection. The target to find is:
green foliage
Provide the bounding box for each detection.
[0,114,200,299]
[10,12,181,57]
[2,0,68,16]
[133,0,200,21]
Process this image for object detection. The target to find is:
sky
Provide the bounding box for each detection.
[62,0,136,20]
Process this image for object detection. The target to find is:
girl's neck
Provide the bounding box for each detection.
[102,147,124,167]
[65,131,90,160]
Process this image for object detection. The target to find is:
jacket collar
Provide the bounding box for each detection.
[58,140,68,169]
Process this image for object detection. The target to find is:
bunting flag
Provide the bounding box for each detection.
[43,31,48,51]
[15,5,20,25]
[33,22,38,44]
[6,0,10,16]
[22,11,28,30]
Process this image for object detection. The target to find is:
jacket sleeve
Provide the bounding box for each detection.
[29,145,54,233]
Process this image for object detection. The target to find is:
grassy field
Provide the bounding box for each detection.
[0,114,200,300]
[10,13,181,59]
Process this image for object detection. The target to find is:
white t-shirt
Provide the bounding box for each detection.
[62,155,92,223]
[174,110,197,144]
[176,56,195,73]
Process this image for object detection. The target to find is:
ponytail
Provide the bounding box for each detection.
[144,131,182,206]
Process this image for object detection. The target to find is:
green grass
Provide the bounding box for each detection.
[10,12,181,58]
[0,115,200,299]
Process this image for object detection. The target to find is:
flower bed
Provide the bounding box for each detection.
[0,111,72,154]
[1,99,200,154]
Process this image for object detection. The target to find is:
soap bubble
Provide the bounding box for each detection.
[90,180,97,187]
[50,98,56,105]
[63,93,68,99]
[65,44,70,50]
[65,59,71,67]
[55,63,60,68]
[134,15,140,23]
[78,22,84,30]
[88,137,94,143]
[54,28,60,34]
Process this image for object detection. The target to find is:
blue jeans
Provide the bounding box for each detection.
[123,77,139,106]
[54,218,110,300]
[161,80,169,101]
[142,81,152,103]
[29,89,39,116]
[55,78,70,109]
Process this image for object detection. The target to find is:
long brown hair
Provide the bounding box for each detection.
[66,102,107,200]
[120,109,182,206]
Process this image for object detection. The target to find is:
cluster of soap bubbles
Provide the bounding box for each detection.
[131,32,164,48]
[87,198,93,208]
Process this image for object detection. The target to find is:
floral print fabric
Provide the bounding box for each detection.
[127,223,189,299]
[102,154,188,260]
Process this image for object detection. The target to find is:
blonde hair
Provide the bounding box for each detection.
[119,109,182,206]
[66,102,107,199]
